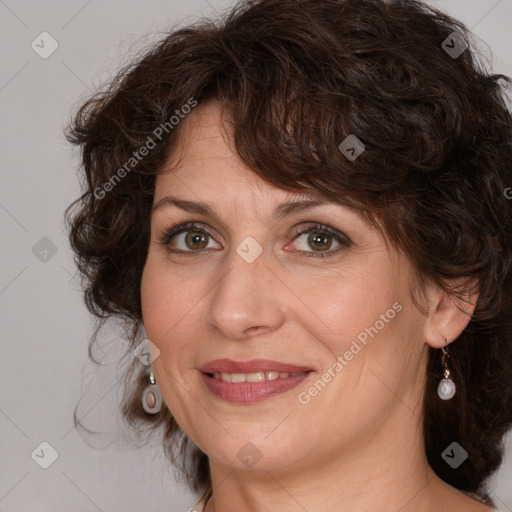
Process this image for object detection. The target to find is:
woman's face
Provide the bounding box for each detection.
[141,101,430,476]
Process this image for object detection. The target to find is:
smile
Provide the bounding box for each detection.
[199,370,313,403]
[198,358,315,403]
[211,371,304,382]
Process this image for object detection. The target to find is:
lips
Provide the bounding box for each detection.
[198,359,315,403]
[198,358,314,374]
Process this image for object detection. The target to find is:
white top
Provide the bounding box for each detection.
[190,494,207,512]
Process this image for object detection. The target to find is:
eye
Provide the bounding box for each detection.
[287,223,351,259]
[160,222,220,254]
[160,221,351,259]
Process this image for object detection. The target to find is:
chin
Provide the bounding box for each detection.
[198,425,310,473]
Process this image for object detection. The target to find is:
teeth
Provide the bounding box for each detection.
[247,372,266,382]
[212,371,304,382]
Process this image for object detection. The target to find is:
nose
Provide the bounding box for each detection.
[206,243,286,340]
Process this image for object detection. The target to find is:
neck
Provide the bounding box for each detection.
[203,411,450,512]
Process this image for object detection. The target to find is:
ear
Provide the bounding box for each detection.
[422,278,479,349]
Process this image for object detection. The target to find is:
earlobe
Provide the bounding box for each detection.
[423,280,479,349]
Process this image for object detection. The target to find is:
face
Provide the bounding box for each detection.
[141,101,430,476]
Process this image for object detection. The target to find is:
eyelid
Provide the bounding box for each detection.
[289,222,350,243]
[159,222,220,246]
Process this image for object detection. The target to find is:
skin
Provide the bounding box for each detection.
[141,101,492,512]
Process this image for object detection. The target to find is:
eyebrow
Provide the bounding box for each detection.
[152,194,338,219]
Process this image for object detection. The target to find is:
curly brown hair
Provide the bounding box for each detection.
[65,0,512,505]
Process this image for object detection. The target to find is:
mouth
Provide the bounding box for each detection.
[205,370,307,382]
[198,359,315,403]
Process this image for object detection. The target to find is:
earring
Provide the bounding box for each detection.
[142,369,162,414]
[437,340,456,400]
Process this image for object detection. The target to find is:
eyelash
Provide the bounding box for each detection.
[159,222,351,259]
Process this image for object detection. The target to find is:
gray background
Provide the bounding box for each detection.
[0,1,511,511]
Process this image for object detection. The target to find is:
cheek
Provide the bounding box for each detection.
[291,262,412,414]
[140,256,180,350]
[140,257,203,422]
[140,252,213,375]
[289,261,402,353]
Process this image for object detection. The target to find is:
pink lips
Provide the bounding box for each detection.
[198,358,314,404]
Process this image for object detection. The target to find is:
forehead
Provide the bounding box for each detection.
[162,101,236,169]
[155,100,327,204]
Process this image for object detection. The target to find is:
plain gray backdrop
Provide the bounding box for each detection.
[1,0,511,511]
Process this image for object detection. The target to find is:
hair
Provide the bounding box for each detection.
[65,0,512,505]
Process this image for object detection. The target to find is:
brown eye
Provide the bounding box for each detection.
[307,232,333,252]
[185,231,209,250]
[160,222,221,254]
[289,223,351,259]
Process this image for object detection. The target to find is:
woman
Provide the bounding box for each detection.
[65,0,512,510]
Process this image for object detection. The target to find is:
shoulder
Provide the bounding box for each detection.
[443,485,497,512]
[431,476,497,512]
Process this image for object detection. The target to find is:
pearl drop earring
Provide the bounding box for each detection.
[437,340,456,400]
[142,369,162,414]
